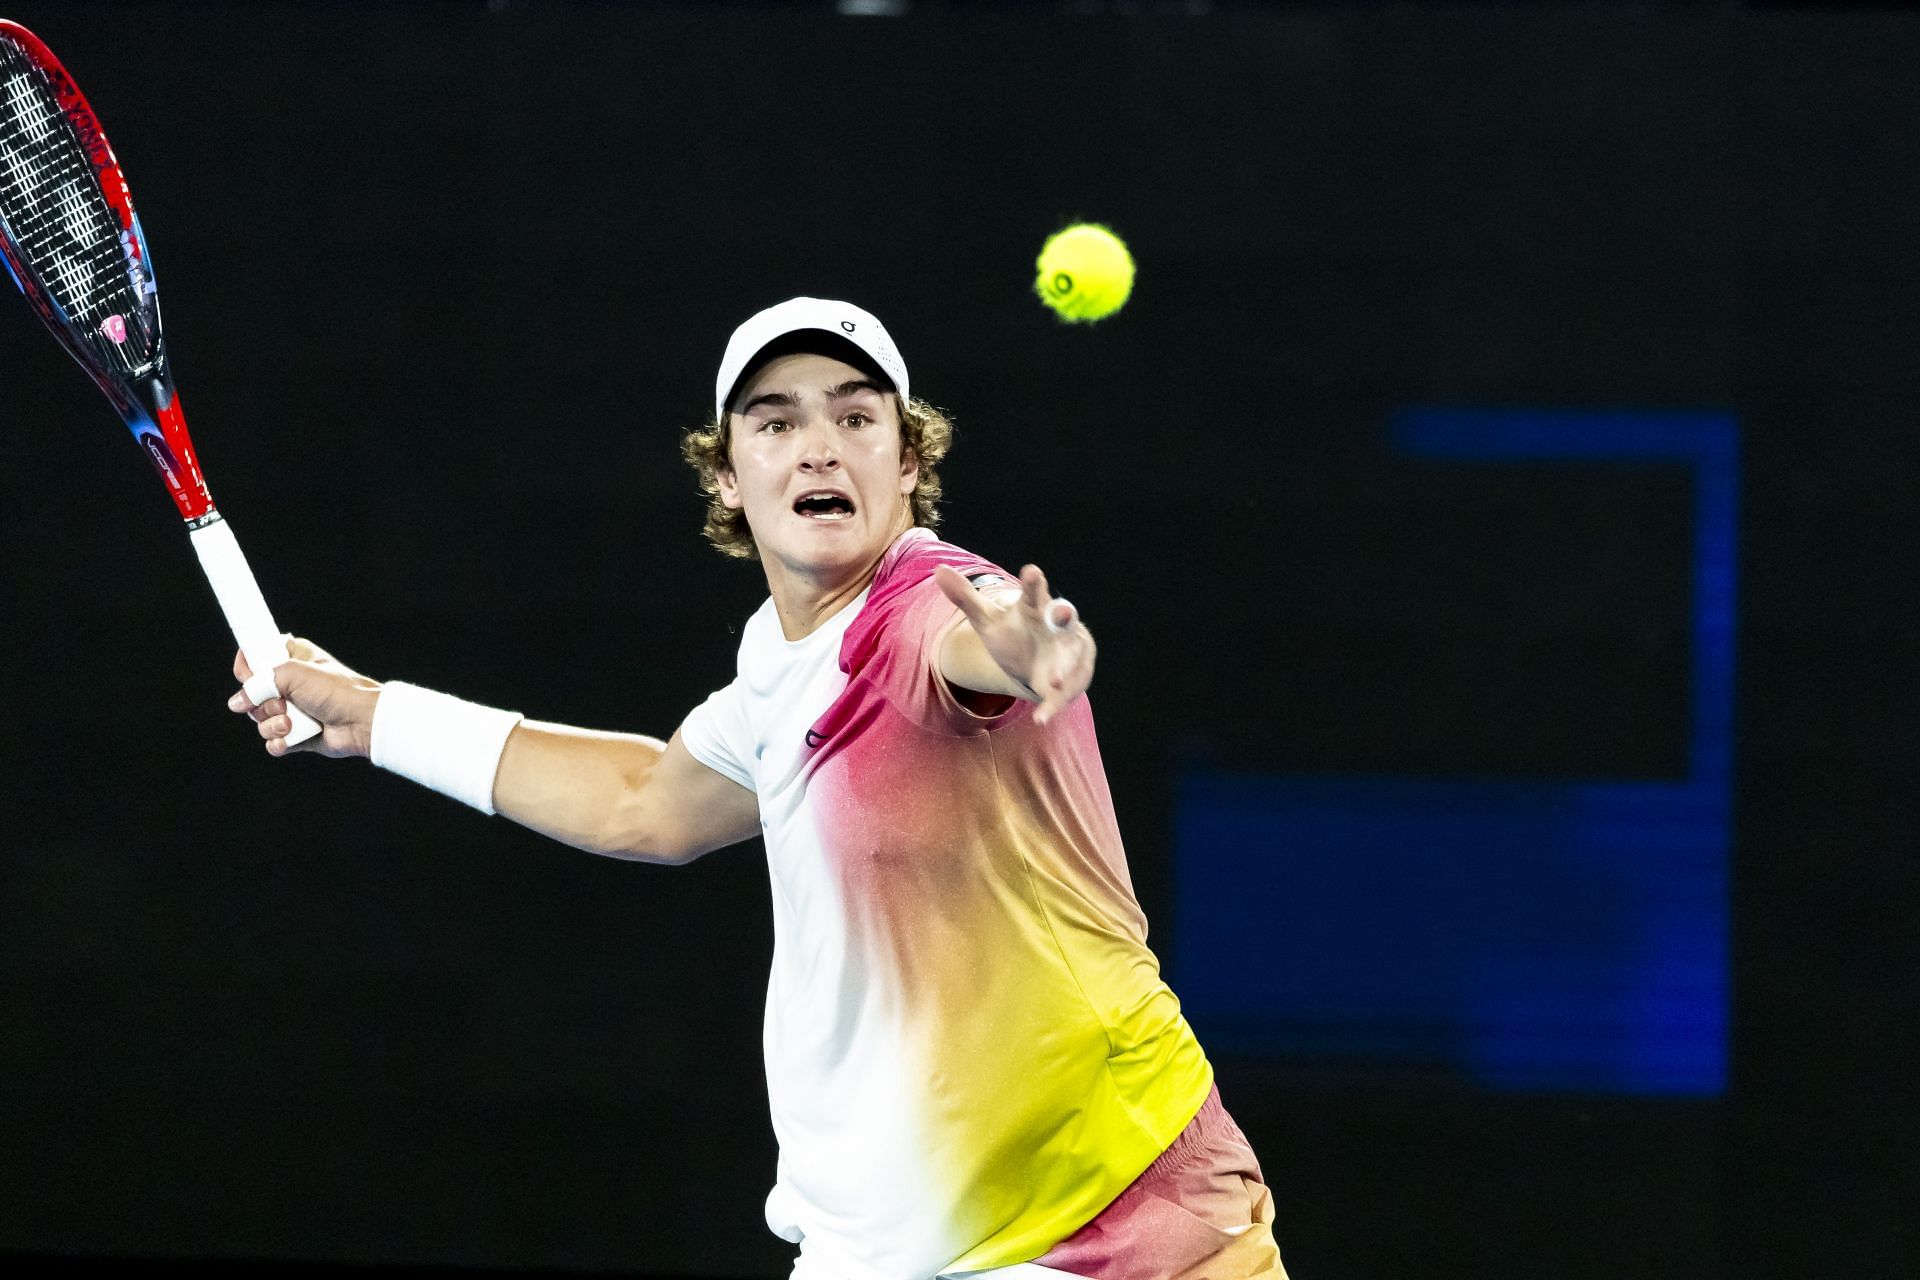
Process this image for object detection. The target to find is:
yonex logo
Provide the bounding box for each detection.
[805,729,828,749]
[840,320,856,333]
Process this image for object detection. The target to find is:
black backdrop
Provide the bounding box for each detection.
[0,3,1913,1279]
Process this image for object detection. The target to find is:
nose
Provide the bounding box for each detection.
[797,417,841,471]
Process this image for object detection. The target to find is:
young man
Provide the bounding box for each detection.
[231,298,1287,1280]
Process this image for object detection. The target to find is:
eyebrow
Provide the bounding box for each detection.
[741,379,885,413]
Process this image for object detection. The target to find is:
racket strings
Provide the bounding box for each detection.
[4,69,55,145]
[0,43,153,372]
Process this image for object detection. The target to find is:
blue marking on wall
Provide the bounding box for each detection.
[1170,409,1736,1095]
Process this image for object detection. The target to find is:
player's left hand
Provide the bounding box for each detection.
[935,563,1096,726]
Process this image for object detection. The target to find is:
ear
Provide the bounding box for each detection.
[716,462,744,511]
[898,445,920,496]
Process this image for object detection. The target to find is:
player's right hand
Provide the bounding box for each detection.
[230,636,381,760]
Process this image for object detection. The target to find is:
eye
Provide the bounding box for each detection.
[843,412,870,428]
[760,418,790,433]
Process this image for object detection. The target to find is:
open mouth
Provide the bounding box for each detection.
[793,492,855,521]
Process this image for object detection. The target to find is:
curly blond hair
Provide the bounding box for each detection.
[681,394,953,560]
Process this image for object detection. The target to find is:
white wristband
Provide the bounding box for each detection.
[370,682,523,815]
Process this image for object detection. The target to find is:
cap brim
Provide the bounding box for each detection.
[720,329,897,417]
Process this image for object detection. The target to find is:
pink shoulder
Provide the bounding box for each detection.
[874,529,1007,597]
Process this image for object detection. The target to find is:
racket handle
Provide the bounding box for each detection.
[187,514,322,747]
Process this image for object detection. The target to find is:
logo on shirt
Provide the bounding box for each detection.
[805,728,829,749]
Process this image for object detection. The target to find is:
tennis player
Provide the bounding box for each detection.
[230,298,1288,1280]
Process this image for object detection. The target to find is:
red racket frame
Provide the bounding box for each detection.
[0,18,212,523]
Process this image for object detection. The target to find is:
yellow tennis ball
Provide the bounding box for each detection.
[1035,223,1135,323]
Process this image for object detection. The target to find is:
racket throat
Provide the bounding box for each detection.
[120,371,214,522]
[135,368,175,417]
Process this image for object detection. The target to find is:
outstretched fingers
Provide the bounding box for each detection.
[934,564,994,626]
[1025,566,1096,726]
[1019,563,1080,635]
[941,560,1096,725]
[1045,596,1078,633]
[1019,564,1051,617]
[1032,637,1092,725]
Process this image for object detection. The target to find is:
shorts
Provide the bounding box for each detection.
[1025,1084,1289,1280]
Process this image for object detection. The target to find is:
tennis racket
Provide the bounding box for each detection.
[0,20,319,745]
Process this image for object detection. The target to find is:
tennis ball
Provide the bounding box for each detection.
[1034,223,1134,323]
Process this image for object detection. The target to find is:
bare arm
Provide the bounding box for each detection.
[231,639,759,864]
[933,563,1096,726]
[490,723,759,863]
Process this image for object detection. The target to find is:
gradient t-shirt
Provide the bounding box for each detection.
[680,528,1212,1280]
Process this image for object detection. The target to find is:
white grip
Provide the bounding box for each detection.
[188,514,322,747]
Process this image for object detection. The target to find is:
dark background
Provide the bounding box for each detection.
[0,2,1913,1278]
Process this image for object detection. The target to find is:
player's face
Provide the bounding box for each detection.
[717,351,919,580]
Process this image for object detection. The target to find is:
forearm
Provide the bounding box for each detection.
[939,621,1039,702]
[240,648,755,861]
[491,721,682,862]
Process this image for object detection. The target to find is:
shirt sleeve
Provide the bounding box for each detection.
[678,677,757,793]
[841,537,1031,737]
[855,572,1029,737]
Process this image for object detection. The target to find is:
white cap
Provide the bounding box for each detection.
[713,297,910,419]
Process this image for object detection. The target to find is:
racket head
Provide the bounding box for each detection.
[0,20,211,520]
[0,22,161,381]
